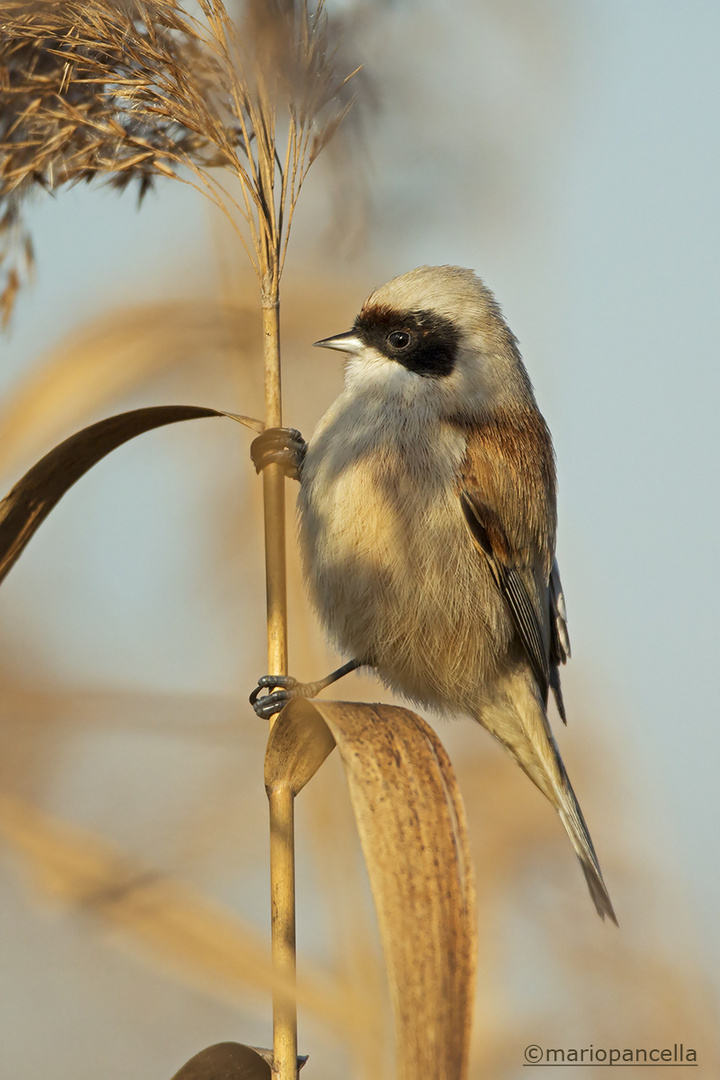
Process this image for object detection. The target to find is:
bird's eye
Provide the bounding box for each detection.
[388,330,411,350]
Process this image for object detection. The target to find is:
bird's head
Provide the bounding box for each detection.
[314,265,535,420]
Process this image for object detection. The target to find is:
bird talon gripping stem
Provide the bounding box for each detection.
[250,427,306,480]
[249,675,299,719]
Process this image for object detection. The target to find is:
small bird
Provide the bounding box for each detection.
[251,265,616,922]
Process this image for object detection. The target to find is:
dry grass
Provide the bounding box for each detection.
[0,0,361,320]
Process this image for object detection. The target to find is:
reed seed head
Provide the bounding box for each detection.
[0,0,362,321]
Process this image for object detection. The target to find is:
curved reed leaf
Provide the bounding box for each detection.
[264,697,336,797]
[170,1042,309,1079]
[278,699,477,1080]
[170,1042,276,1080]
[0,404,262,585]
[170,1043,270,1080]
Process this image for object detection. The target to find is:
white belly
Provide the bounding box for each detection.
[297,395,511,712]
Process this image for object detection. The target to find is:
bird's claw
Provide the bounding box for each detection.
[250,427,306,481]
[250,674,300,719]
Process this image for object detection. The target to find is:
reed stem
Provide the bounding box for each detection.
[261,295,298,1080]
[261,299,288,682]
[268,783,298,1080]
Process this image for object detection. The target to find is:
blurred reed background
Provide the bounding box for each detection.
[1,1,719,1077]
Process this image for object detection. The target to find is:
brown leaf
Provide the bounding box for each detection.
[169,1041,288,1080]
[281,699,477,1080]
[264,697,336,797]
[169,1040,310,1079]
[0,404,262,586]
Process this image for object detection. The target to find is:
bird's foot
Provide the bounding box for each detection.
[250,675,309,719]
[250,427,306,481]
[250,659,365,719]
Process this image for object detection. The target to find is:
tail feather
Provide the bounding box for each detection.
[475,682,617,923]
[578,855,618,924]
[555,771,617,924]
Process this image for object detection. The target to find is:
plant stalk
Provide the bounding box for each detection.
[268,782,297,1080]
[261,296,298,1080]
[261,299,288,682]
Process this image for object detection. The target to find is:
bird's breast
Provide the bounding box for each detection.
[299,405,467,583]
[297,400,510,710]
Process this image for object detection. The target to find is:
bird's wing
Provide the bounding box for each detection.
[456,409,569,721]
[459,488,551,705]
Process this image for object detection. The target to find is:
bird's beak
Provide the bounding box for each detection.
[313,330,363,355]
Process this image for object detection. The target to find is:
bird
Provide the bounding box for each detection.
[250,264,616,923]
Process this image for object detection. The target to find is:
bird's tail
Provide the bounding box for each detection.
[552,754,617,924]
[475,682,617,924]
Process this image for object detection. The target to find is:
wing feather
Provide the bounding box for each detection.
[460,489,550,703]
[456,408,570,720]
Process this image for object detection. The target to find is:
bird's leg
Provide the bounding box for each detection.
[250,427,306,481]
[250,659,365,720]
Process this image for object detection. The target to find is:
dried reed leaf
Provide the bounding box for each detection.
[264,697,336,796]
[170,1042,309,1079]
[281,699,477,1080]
[169,1041,273,1080]
[0,403,261,585]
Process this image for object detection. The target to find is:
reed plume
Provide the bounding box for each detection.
[0,0,360,321]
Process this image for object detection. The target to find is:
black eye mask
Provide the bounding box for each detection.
[353,305,460,378]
